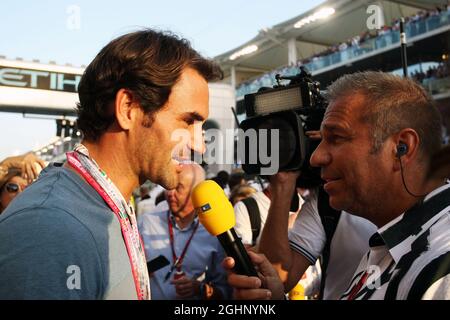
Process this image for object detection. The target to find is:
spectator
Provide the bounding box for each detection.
[139,163,231,300]
[0,152,46,214]
[228,171,246,192]
[0,152,46,185]
[0,171,28,214]
[212,170,230,196]
[229,184,256,206]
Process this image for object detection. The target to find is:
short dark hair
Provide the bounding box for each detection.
[327,71,442,162]
[77,29,223,141]
[228,172,245,190]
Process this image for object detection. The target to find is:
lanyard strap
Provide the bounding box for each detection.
[347,271,369,300]
[66,149,150,300]
[168,211,199,271]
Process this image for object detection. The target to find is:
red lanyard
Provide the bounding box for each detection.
[347,271,369,300]
[168,212,199,272]
[66,151,148,300]
[263,188,271,200]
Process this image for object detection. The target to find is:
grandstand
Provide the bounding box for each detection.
[213,0,450,136]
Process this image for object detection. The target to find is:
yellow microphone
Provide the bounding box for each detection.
[192,180,258,276]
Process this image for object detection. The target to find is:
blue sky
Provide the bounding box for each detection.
[0,0,322,159]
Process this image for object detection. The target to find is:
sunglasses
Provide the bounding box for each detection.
[5,183,21,193]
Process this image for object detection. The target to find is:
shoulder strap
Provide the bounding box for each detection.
[317,186,342,300]
[242,196,261,246]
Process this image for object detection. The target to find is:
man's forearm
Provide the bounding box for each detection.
[0,155,22,170]
[258,186,295,284]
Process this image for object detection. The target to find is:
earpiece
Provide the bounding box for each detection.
[396,141,426,197]
[396,143,408,158]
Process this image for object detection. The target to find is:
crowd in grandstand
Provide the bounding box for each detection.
[237,4,450,93]
[411,62,450,83]
[303,4,450,65]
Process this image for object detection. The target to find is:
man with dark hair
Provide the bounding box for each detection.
[228,171,246,191]
[224,71,449,300]
[211,170,231,196]
[0,29,222,299]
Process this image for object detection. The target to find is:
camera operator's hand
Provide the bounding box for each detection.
[269,171,300,195]
[222,251,285,300]
[269,171,300,185]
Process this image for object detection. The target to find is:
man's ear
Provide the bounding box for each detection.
[114,89,137,130]
[393,128,420,171]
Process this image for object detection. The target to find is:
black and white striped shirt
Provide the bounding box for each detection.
[340,183,450,300]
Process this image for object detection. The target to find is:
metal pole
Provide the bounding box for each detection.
[400,18,408,77]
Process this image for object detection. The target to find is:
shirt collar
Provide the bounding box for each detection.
[376,183,450,263]
[368,232,385,247]
[169,211,199,231]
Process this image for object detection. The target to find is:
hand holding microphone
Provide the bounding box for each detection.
[191,180,258,277]
[222,251,285,300]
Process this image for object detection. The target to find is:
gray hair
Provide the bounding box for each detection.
[326,71,442,160]
[180,162,205,189]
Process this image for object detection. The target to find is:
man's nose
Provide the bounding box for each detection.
[310,142,331,167]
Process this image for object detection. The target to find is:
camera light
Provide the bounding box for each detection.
[253,86,303,115]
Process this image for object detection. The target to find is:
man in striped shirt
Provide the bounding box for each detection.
[224,71,449,300]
